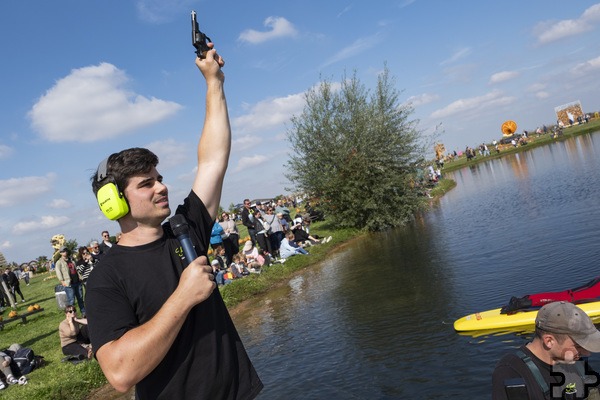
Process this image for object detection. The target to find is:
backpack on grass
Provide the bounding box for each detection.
[11,347,43,376]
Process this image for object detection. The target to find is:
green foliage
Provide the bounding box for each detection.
[286,66,426,231]
[64,239,79,254]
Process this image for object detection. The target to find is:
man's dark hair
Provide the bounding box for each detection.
[91,148,159,196]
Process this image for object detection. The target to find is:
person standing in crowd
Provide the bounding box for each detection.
[55,247,86,315]
[6,268,25,303]
[492,301,600,399]
[59,305,92,360]
[98,231,113,254]
[241,198,257,246]
[89,241,102,262]
[275,198,291,222]
[253,210,273,255]
[75,246,95,287]
[219,212,239,266]
[263,206,284,257]
[85,44,262,399]
[210,218,224,251]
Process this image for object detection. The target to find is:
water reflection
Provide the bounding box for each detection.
[232,132,600,399]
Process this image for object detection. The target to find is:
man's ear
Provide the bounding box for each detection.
[541,333,557,349]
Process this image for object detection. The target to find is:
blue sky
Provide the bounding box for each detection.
[2,0,600,263]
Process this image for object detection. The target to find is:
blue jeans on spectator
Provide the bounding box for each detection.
[68,283,86,315]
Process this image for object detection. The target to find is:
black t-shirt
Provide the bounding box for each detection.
[492,344,596,400]
[86,191,263,399]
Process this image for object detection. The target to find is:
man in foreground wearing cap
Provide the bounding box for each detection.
[492,301,600,399]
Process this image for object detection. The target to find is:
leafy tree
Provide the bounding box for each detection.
[286,66,426,231]
[65,239,79,254]
[228,203,238,214]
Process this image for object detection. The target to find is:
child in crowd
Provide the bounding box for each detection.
[231,254,250,279]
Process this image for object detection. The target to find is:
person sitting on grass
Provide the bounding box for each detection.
[0,349,19,388]
[231,254,250,278]
[279,231,310,259]
[59,305,92,360]
[291,217,331,247]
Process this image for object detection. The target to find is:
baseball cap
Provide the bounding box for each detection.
[536,301,600,352]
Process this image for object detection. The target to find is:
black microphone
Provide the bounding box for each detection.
[169,214,198,267]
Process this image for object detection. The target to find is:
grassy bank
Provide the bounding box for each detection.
[442,118,600,174]
[0,220,361,399]
[0,274,106,400]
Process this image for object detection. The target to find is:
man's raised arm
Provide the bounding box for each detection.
[192,44,230,219]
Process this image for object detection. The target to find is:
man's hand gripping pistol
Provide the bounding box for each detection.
[191,11,211,59]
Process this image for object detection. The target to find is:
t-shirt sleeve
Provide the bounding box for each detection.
[86,267,138,354]
[175,190,213,251]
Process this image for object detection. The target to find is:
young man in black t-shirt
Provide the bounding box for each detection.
[86,44,262,400]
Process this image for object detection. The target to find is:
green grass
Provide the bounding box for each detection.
[429,178,456,197]
[0,274,107,400]
[442,118,600,174]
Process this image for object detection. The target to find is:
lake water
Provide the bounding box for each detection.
[232,132,600,399]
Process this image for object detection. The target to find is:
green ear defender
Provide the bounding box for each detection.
[96,157,129,220]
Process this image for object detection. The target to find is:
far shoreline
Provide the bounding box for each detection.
[440,119,600,174]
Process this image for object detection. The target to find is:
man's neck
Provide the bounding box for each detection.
[117,224,164,247]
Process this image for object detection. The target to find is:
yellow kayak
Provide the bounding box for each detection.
[454,301,600,332]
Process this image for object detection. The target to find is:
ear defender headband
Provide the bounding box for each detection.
[96,157,129,220]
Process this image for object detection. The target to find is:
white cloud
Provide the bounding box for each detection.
[232,92,306,134]
[430,90,515,119]
[489,71,519,84]
[0,241,10,249]
[404,93,440,107]
[535,91,550,99]
[147,138,190,169]
[135,0,192,24]
[0,174,56,207]
[570,55,600,77]
[534,4,600,44]
[239,17,298,44]
[234,155,268,172]
[321,34,382,68]
[233,135,263,151]
[29,63,182,143]
[12,215,71,235]
[0,144,14,159]
[527,83,547,92]
[440,47,472,66]
[49,199,71,209]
